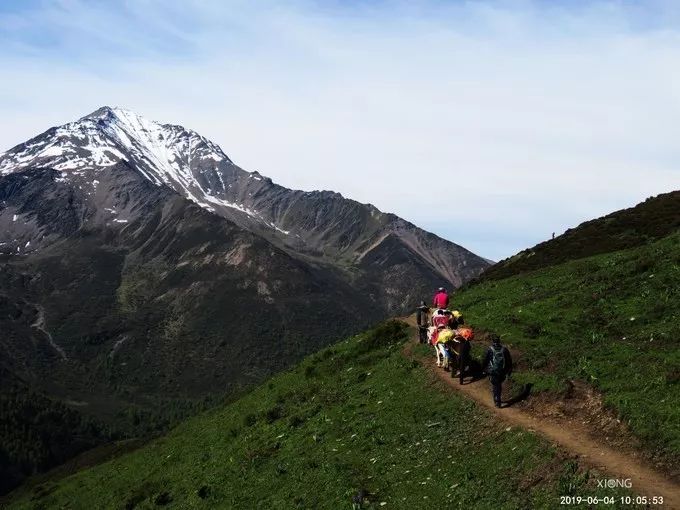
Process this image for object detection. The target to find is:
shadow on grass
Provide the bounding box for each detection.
[458,373,486,385]
[503,383,534,408]
[458,359,485,385]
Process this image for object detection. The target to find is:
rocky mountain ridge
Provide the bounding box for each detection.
[0,106,489,296]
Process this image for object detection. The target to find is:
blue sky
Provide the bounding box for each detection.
[1,0,679,260]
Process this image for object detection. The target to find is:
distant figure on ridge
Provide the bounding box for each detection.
[482,334,513,408]
[416,301,430,344]
[433,287,449,309]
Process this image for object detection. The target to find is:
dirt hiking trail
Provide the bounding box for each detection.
[401,318,680,508]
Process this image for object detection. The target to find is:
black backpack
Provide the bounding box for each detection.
[489,345,505,375]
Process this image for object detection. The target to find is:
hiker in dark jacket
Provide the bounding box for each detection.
[482,334,513,408]
[416,301,430,344]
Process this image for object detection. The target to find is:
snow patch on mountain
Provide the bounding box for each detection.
[0,107,292,234]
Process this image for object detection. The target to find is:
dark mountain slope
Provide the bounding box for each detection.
[0,163,374,493]
[0,107,490,311]
[1,164,375,408]
[205,177,488,291]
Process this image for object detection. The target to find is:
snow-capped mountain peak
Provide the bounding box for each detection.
[89,106,231,184]
[0,107,300,236]
[1,106,274,217]
[0,106,231,183]
[0,106,490,311]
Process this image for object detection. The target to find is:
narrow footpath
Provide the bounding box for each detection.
[402,319,680,508]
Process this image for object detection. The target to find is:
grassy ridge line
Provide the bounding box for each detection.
[479,191,680,281]
[455,232,680,461]
[6,322,636,509]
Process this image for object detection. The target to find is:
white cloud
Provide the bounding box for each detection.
[1,1,679,259]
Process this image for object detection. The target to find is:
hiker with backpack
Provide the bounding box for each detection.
[433,287,449,309]
[482,334,513,408]
[416,301,430,344]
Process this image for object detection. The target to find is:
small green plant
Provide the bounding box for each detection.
[243,412,257,427]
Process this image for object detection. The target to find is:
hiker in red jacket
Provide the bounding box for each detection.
[433,287,449,309]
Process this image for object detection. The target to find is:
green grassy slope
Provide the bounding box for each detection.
[455,232,680,461]
[480,191,680,281]
[4,322,634,509]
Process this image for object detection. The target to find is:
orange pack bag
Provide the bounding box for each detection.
[456,327,474,341]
